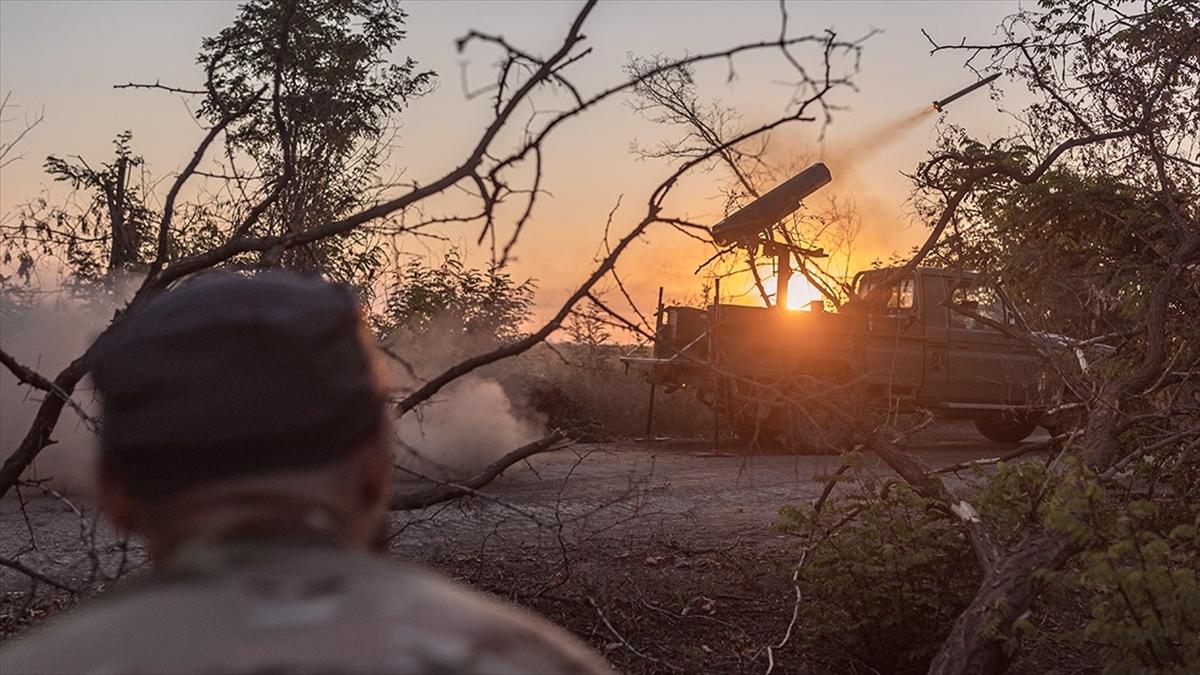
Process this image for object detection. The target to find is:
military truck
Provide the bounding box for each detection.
[623,163,1059,451]
[630,266,1056,451]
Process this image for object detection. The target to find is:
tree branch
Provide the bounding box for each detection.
[390,432,572,510]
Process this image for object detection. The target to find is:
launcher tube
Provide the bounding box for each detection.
[711,163,832,245]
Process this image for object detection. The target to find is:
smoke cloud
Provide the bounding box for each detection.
[382,320,545,480]
[0,289,128,495]
[1,283,543,493]
[758,104,939,267]
[393,375,542,478]
[835,104,937,170]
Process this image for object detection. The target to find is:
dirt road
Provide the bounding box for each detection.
[385,422,1048,673]
[390,421,1039,558]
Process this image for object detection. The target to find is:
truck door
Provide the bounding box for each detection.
[919,274,953,405]
[941,283,1039,406]
[860,274,925,404]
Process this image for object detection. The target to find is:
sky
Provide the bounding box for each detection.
[0,0,1028,322]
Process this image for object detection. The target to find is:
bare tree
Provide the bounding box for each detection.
[626,45,868,311]
[0,92,44,171]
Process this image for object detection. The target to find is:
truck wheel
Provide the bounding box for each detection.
[974,414,1037,443]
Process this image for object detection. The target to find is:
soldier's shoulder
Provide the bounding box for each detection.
[0,578,180,673]
[1,550,614,674]
[349,554,615,673]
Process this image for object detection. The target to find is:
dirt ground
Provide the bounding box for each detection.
[1,421,1047,673]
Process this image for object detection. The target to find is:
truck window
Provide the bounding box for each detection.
[949,284,1005,330]
[891,279,915,313]
[859,275,916,317]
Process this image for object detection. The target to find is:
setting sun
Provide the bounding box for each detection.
[748,273,828,310]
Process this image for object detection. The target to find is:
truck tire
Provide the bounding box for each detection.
[974,414,1037,443]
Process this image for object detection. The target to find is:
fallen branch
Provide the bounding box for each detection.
[932,432,1075,475]
[764,561,805,675]
[588,596,683,672]
[390,432,573,510]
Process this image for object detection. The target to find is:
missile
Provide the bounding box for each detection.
[932,72,1001,112]
[711,163,832,245]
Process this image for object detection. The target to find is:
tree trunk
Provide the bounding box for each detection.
[929,529,1078,674]
[106,156,139,272]
[929,404,1125,673]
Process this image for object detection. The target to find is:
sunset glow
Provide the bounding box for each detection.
[0,0,1026,326]
[749,273,828,311]
[2,3,1184,672]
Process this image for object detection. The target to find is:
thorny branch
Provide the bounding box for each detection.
[0,349,97,430]
[0,92,45,170]
[0,556,79,594]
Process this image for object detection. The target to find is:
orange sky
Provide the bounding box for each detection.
[0,0,1028,327]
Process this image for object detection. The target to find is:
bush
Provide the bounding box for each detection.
[491,342,712,441]
[1043,498,1200,674]
[377,252,712,440]
[776,456,1200,674]
[774,459,980,674]
[380,248,534,342]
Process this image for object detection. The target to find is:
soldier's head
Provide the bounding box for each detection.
[91,272,393,560]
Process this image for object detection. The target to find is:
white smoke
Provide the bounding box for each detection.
[394,375,542,478]
[0,289,127,495]
[1,284,543,493]
[381,319,544,480]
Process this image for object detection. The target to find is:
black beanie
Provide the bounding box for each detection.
[91,271,385,501]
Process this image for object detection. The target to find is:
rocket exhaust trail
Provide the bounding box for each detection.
[933,73,1001,111]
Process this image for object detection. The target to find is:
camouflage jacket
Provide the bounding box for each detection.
[1,531,614,674]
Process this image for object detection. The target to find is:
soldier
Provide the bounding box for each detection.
[2,272,613,674]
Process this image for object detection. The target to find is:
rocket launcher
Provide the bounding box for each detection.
[710,163,832,245]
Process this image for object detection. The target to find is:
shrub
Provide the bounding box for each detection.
[492,342,712,441]
[1043,498,1200,674]
[776,456,1200,674]
[774,460,980,674]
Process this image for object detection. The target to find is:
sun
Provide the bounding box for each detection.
[755,274,825,310]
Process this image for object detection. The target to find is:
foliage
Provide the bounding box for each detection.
[918,0,1199,343]
[1074,501,1198,673]
[870,1,1199,668]
[774,460,981,674]
[779,450,1200,674]
[938,163,1193,345]
[197,0,434,284]
[1,132,153,289]
[1035,486,1200,674]
[43,131,153,275]
[380,249,534,343]
[563,300,613,373]
[0,0,434,298]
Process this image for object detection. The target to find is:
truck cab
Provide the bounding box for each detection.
[853,267,1043,422]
